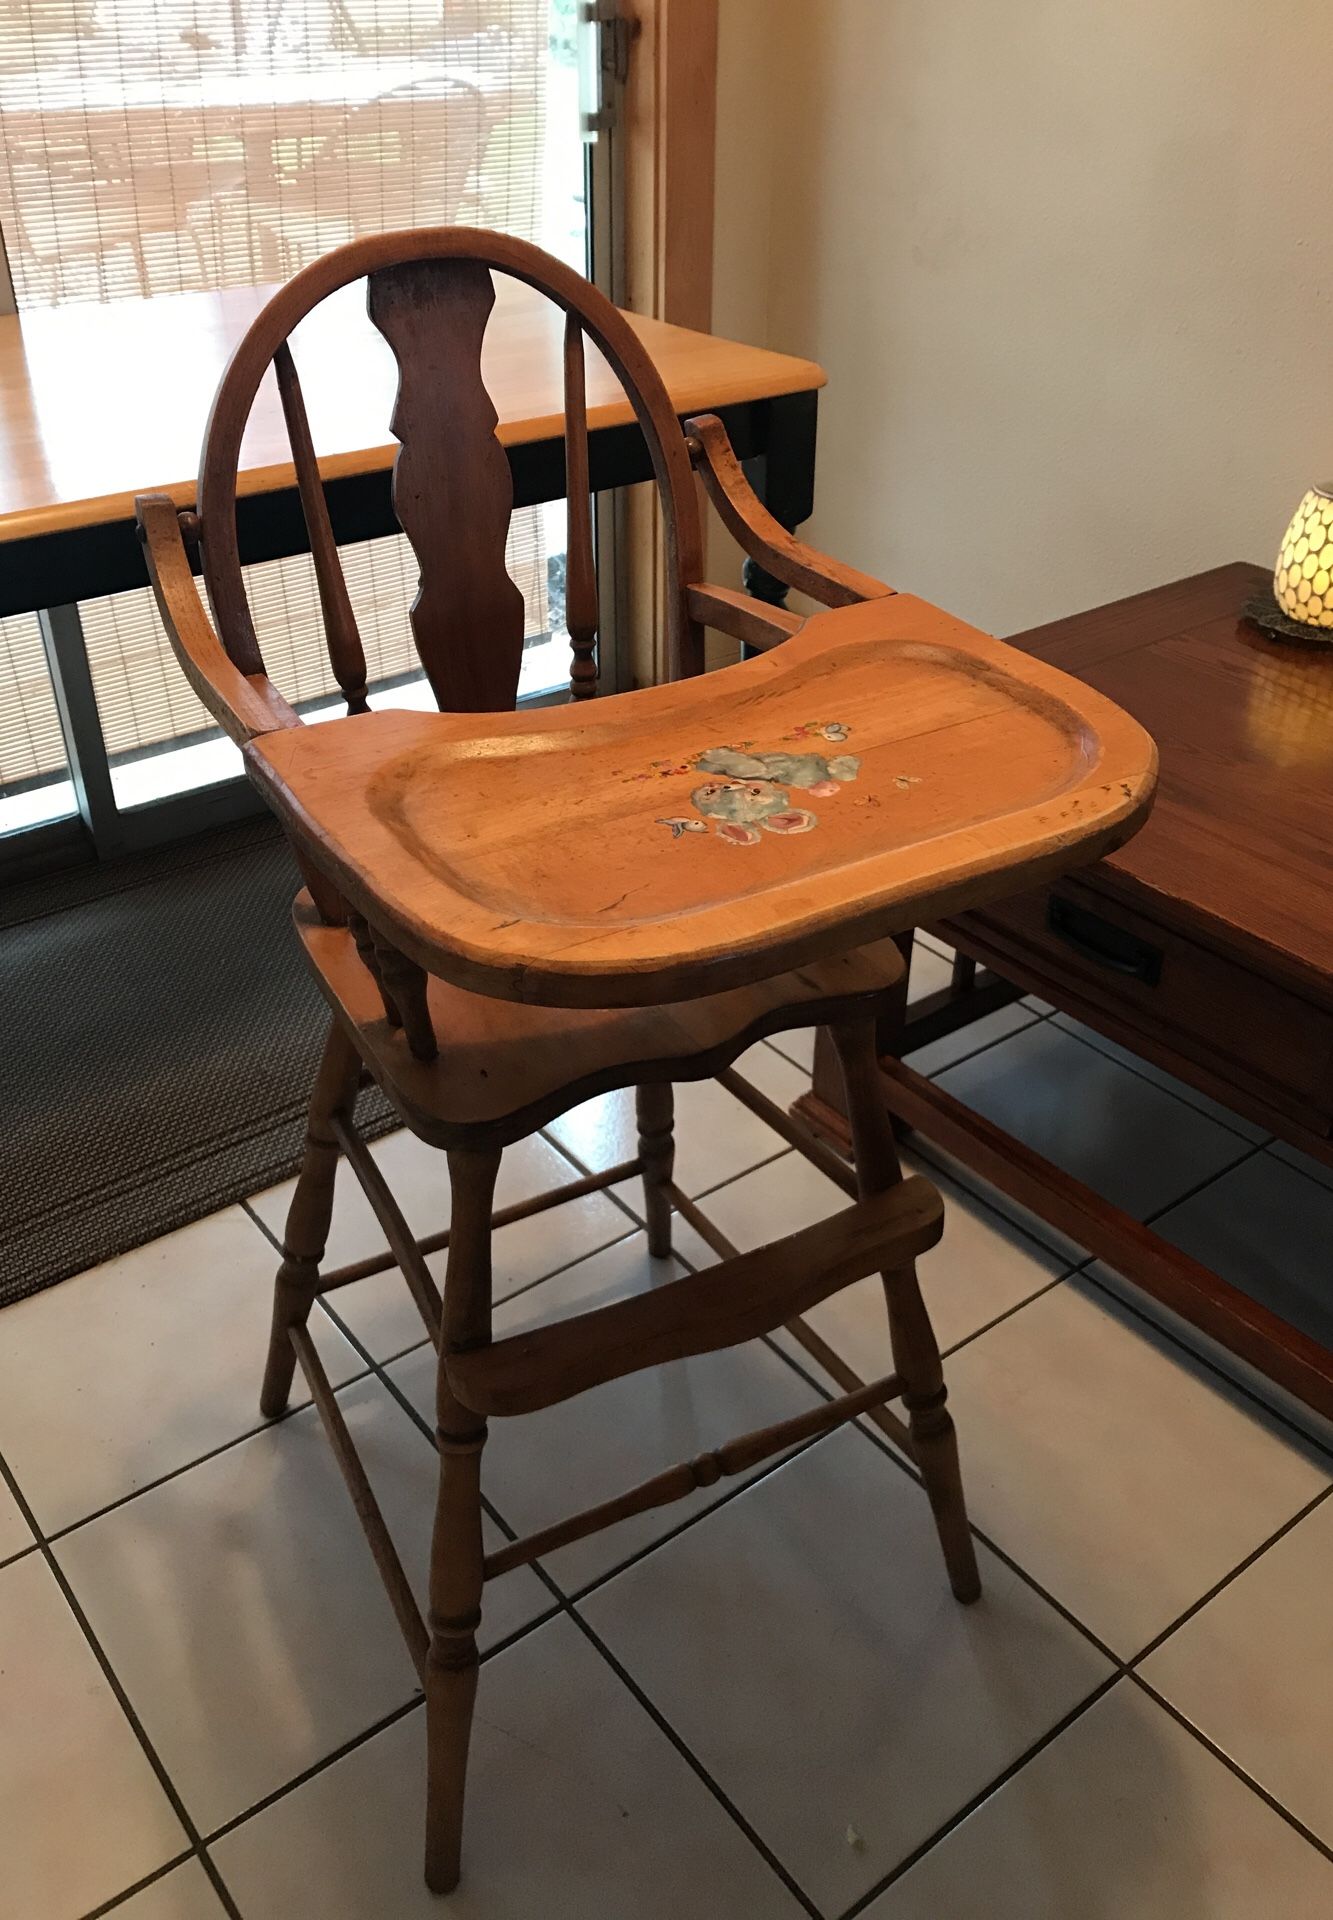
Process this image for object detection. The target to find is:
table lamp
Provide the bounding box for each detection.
[1247,486,1333,644]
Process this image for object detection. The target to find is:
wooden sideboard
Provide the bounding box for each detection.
[798,562,1333,1419]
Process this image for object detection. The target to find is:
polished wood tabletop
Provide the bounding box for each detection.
[0,280,825,545]
[1016,562,1333,1000]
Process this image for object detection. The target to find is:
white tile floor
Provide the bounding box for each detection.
[2,936,1331,1918]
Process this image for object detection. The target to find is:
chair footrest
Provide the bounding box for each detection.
[447,1177,944,1416]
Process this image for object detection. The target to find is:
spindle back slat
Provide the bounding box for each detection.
[196,228,706,724]
[273,341,370,714]
[367,258,526,713]
[562,312,598,700]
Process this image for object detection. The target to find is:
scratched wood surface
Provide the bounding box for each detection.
[247,593,1158,1006]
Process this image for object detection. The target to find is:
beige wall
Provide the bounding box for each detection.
[713,0,1331,635]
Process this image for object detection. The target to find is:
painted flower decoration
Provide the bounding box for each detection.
[652,722,865,845]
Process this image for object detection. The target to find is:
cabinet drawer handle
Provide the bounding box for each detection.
[1046,896,1163,985]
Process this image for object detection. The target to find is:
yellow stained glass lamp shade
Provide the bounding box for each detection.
[1274,486,1333,630]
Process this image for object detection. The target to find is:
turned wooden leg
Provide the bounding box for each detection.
[425,1144,501,1895]
[636,1080,675,1258]
[831,1018,981,1604]
[801,931,915,1154]
[259,1018,362,1418]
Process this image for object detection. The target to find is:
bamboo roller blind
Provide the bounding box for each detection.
[0,0,561,795]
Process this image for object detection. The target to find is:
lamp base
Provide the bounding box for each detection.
[1243,589,1333,650]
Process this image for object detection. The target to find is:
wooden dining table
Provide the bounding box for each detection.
[0,277,825,859]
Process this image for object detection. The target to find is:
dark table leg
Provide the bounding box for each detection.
[741,388,818,617]
[797,899,1026,1154]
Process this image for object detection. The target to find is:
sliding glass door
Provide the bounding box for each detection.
[0,0,619,867]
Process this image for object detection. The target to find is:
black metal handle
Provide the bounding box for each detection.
[1046,895,1163,985]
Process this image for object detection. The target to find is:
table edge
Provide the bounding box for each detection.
[0,365,826,547]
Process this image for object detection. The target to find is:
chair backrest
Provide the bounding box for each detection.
[196,228,706,721]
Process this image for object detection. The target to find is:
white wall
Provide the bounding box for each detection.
[713,0,1332,635]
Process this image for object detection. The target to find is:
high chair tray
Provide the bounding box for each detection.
[247,593,1157,1006]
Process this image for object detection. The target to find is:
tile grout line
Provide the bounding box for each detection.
[39,1262,1331,1915]
[1127,1669,1333,1867]
[510,1258,1131,1679]
[835,1671,1124,1920]
[34,1173,822,1866]
[535,1127,652,1234]
[909,1123,1264,1275]
[32,1087,1326,1910]
[319,1274,837,1611]
[175,1328,828,1920]
[906,1007,1042,1081]
[238,1193,282,1253]
[843,1309,1333,1682]
[77,1320,1328,1920]
[1255,1138,1333,1201]
[1139,1141,1269,1228]
[762,1297,1333,1694]
[759,1253,1333,1787]
[0,1081,1302,1915]
[41,1392,352,1548]
[537,1124,804,1232]
[268,1186,830,1915]
[200,1695,428,1853]
[244,1183,654,1345]
[559,1417,833,1612]
[456,1206,1333,1871]
[1127,1479,1333,1670]
[541,1123,796,1221]
[545,1589,825,1919]
[191,1585,584,1858]
[778,1352,1130,1669]
[1077,1255,1333,1468]
[1012,1014,1272,1148]
[0,1448,245,1920]
[927,1267,1074,1366]
[907,1120,1333,1468]
[160,1356,1331,1920]
[78,1853,199,1920]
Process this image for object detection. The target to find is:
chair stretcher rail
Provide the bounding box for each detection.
[447,1179,943,1417]
[482,1367,903,1579]
[314,1152,645,1295]
[681,1089,915,1456]
[291,1324,429,1678]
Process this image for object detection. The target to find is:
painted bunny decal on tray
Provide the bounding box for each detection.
[651,721,862,847]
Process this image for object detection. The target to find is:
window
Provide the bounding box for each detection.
[0,613,75,835]
[0,0,587,830]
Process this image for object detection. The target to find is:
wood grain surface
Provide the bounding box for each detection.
[0,274,824,542]
[248,592,1158,1006]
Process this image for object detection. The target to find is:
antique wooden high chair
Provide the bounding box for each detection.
[136,229,1156,1894]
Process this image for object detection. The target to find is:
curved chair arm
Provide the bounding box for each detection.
[135,492,299,745]
[684,582,804,653]
[685,413,893,609]
[138,492,347,927]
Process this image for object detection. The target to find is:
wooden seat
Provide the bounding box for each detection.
[296,895,910,1145]
[135,227,1157,1897]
